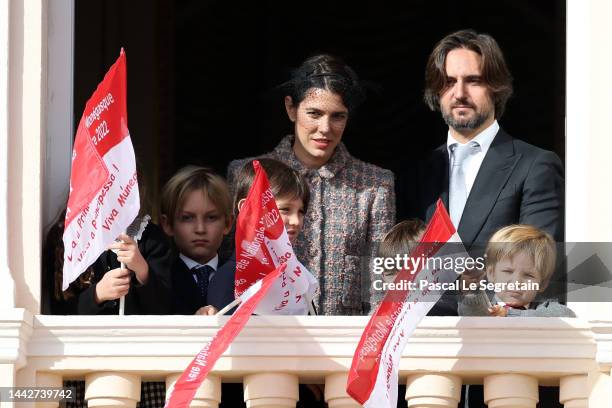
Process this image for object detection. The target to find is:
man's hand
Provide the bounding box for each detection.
[195,305,218,316]
[488,304,508,317]
[109,234,149,284]
[95,268,131,304]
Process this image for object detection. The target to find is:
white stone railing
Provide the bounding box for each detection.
[1,312,611,408]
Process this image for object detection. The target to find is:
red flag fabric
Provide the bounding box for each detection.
[164,263,287,408]
[62,49,140,290]
[234,160,318,315]
[346,200,469,407]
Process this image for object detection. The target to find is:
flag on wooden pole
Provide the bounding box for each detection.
[164,263,287,408]
[347,200,469,407]
[62,49,140,292]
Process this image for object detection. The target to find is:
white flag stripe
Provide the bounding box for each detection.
[364,233,465,407]
[238,279,263,303]
[253,235,314,315]
[62,135,139,290]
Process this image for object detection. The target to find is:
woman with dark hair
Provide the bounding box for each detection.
[228,54,395,316]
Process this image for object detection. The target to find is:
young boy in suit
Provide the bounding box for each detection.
[160,166,234,315]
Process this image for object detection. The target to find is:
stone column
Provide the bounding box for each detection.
[243,373,298,408]
[85,372,141,408]
[165,373,221,408]
[559,374,587,408]
[0,0,15,311]
[0,363,15,386]
[324,373,360,408]
[36,372,63,408]
[405,373,461,408]
[484,374,538,408]
[0,364,16,408]
[588,370,612,408]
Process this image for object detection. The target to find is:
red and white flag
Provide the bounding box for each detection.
[62,49,140,290]
[234,160,318,315]
[165,263,287,408]
[346,200,469,407]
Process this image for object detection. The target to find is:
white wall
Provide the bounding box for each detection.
[0,0,15,309]
[566,0,612,319]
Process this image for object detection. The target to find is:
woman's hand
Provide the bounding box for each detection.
[488,304,508,317]
[109,234,149,284]
[95,267,131,303]
[195,305,218,316]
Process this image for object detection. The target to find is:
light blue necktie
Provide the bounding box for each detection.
[449,141,479,227]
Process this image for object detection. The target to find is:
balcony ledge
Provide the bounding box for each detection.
[7,314,596,383]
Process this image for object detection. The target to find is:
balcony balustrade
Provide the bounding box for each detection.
[2,311,610,407]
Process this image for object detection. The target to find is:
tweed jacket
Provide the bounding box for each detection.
[228,135,395,315]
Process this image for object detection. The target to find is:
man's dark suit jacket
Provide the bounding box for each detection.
[171,255,236,315]
[413,128,564,246]
[402,128,565,315]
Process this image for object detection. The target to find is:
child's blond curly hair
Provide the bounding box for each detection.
[485,224,556,289]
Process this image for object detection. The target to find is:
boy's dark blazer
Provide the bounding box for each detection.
[208,255,236,312]
[77,223,172,315]
[171,254,236,315]
[416,128,564,248]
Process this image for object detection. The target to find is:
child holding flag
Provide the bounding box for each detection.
[43,170,172,316]
[76,212,172,315]
[204,158,313,316]
[47,175,172,408]
[232,158,310,247]
[231,158,316,314]
[78,202,171,407]
[58,48,170,408]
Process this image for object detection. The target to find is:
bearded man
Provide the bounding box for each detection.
[415,29,564,249]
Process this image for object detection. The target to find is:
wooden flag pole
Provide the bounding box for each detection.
[216,298,241,316]
[118,229,128,316]
[119,263,126,315]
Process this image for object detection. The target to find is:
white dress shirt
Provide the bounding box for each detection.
[179,253,219,283]
[446,120,499,195]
